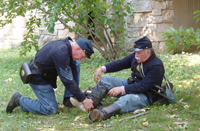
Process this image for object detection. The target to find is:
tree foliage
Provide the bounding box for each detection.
[0,0,133,61]
[162,10,200,53]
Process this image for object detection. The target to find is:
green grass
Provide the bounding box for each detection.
[0,47,200,131]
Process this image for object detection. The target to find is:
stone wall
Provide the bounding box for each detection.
[0,14,75,50]
[0,0,174,53]
[0,17,27,49]
[125,0,174,53]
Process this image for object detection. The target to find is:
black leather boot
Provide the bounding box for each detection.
[6,92,21,113]
[85,103,121,123]
[84,88,105,110]
[87,82,108,107]
[63,97,74,108]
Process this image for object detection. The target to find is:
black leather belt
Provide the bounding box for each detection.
[32,58,44,73]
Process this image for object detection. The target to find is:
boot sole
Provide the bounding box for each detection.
[70,97,86,112]
[6,92,20,113]
[88,109,101,122]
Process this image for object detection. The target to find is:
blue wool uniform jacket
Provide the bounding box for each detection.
[29,37,86,102]
[104,52,165,103]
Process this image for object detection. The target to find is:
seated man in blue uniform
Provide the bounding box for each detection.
[6,37,95,115]
[72,36,165,122]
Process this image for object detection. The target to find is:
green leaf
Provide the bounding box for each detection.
[190,28,194,34]
[196,18,200,23]
[162,34,168,39]
[123,12,127,16]
[193,14,200,19]
[57,1,62,7]
[170,27,176,32]
[193,10,200,14]
[48,23,55,33]
[186,29,191,35]
[165,42,171,47]
[175,48,179,52]
[174,35,181,43]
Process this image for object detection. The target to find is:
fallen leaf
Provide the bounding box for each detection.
[133,108,150,114]
[4,78,12,82]
[184,105,190,109]
[169,108,178,112]
[142,118,147,121]
[174,121,188,129]
[179,98,183,102]
[97,123,103,127]
[168,125,173,129]
[59,104,64,108]
[143,121,149,127]
[170,115,176,118]
[62,116,68,119]
[74,115,82,121]
[177,118,182,121]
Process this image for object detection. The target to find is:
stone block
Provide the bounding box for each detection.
[12,28,28,39]
[0,40,21,50]
[152,16,163,23]
[129,0,152,12]
[12,17,28,28]
[152,8,162,16]
[126,37,139,48]
[4,28,26,40]
[127,28,141,38]
[156,23,173,40]
[38,35,57,46]
[150,1,166,9]
[159,41,168,53]
[166,1,174,9]
[2,28,13,38]
[127,13,152,28]
[58,29,69,39]
[152,41,159,53]
[142,24,158,41]
[41,28,58,36]
[162,10,174,23]
[55,23,65,30]
[0,29,3,38]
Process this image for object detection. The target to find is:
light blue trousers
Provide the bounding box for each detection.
[99,75,150,113]
[19,60,80,115]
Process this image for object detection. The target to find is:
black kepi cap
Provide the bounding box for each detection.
[134,36,152,51]
[76,38,94,59]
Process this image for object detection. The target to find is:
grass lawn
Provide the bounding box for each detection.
[0,47,200,131]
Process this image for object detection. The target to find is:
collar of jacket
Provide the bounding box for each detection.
[62,37,73,58]
[142,52,156,65]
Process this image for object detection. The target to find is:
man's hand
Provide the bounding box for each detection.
[82,98,94,112]
[108,87,122,97]
[94,67,103,83]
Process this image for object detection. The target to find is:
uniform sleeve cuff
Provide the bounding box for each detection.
[101,66,106,73]
[121,86,126,95]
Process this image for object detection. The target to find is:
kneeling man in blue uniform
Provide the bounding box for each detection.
[72,36,165,122]
[6,37,94,115]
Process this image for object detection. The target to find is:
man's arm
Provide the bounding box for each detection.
[94,53,135,83]
[94,66,106,83]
